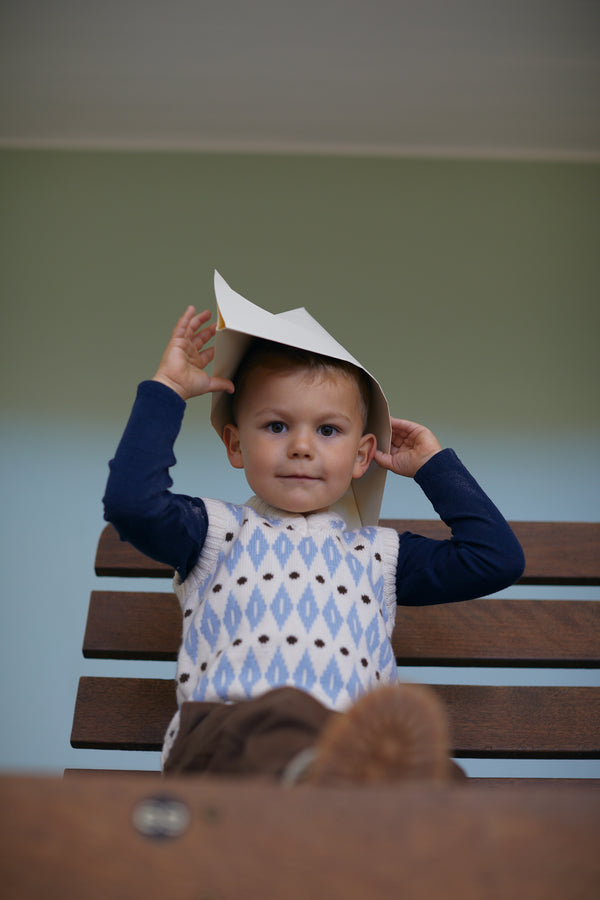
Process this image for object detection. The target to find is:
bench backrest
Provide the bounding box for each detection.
[70,521,600,783]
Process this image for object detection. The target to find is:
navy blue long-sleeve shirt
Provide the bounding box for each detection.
[103,381,525,604]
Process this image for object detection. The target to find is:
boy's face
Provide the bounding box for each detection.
[222,366,377,515]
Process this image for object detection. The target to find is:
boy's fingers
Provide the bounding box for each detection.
[197,346,215,365]
[171,306,197,339]
[173,307,212,335]
[190,309,213,330]
[373,450,392,469]
[208,377,235,394]
[191,322,218,347]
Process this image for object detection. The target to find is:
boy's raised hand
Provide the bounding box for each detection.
[152,306,235,401]
[374,417,442,478]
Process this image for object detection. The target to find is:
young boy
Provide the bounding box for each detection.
[103,275,525,784]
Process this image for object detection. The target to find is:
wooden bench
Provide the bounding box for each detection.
[70,519,600,785]
[37,520,598,896]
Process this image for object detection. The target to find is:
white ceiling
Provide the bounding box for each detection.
[1,0,599,160]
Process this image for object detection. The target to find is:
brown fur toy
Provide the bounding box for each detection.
[305,683,452,785]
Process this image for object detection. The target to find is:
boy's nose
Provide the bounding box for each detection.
[288,429,314,458]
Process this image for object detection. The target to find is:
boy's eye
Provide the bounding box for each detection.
[318,424,338,437]
[266,422,287,434]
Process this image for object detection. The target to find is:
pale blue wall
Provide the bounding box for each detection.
[1,150,598,776]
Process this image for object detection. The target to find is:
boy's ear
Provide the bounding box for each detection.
[222,424,244,469]
[352,433,378,480]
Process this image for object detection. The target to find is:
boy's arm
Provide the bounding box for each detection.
[103,307,235,581]
[102,380,209,581]
[394,449,525,605]
[375,419,525,606]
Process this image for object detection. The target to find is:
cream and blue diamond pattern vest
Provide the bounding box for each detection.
[161,497,399,765]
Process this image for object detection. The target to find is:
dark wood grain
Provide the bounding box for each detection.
[437,684,600,758]
[83,592,600,667]
[94,524,174,577]
[71,677,176,751]
[379,519,600,585]
[83,591,180,660]
[393,598,600,666]
[4,776,600,899]
[71,677,600,758]
[97,520,600,584]
[62,769,600,787]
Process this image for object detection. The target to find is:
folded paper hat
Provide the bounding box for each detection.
[210,270,391,529]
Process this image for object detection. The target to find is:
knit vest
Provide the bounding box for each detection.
[161,497,399,765]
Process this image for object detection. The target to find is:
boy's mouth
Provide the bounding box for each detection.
[279,473,321,481]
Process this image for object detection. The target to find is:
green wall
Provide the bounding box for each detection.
[2,150,598,431]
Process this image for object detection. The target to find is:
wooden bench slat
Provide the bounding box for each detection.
[511,521,600,585]
[62,769,600,787]
[96,520,600,584]
[71,677,175,751]
[437,684,600,758]
[95,524,173,577]
[83,591,180,660]
[394,598,600,667]
[5,776,600,899]
[71,677,600,757]
[379,519,600,585]
[83,592,600,667]
[467,778,600,788]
